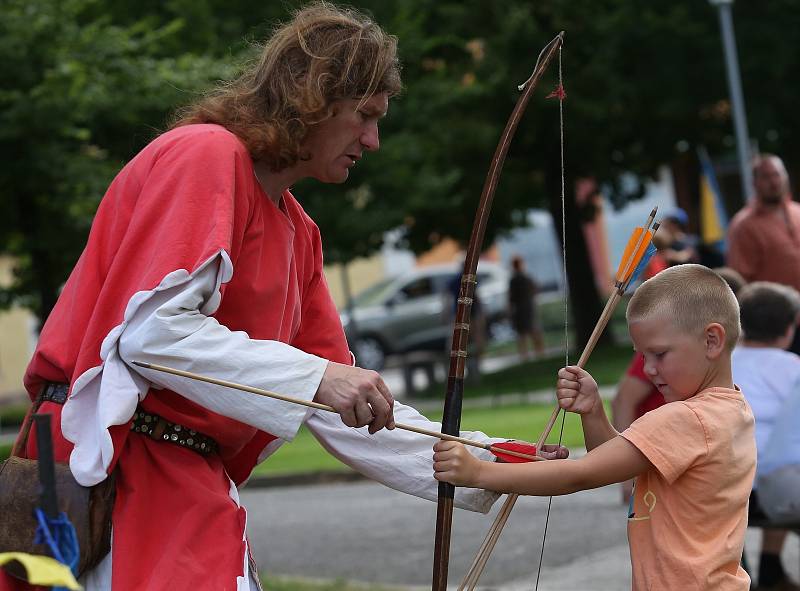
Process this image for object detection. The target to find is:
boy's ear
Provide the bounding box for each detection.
[705,323,727,358]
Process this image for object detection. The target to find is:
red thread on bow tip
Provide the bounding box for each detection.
[546,84,566,100]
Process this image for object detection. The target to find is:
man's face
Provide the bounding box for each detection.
[754,158,789,205]
[628,312,715,402]
[299,92,388,184]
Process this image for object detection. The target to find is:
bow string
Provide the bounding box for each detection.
[458,209,661,591]
[431,31,565,591]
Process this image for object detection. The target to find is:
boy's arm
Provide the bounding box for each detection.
[434,436,651,496]
[580,403,619,451]
[557,366,618,450]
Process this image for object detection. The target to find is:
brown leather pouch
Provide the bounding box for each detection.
[0,394,115,577]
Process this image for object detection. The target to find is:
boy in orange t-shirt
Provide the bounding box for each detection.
[433,264,756,590]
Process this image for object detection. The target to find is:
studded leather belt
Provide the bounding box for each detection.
[130,408,218,456]
[38,382,218,457]
[41,382,69,404]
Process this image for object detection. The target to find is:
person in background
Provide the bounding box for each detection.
[714,266,747,299]
[661,207,699,267]
[727,154,800,354]
[757,374,800,528]
[642,228,671,280]
[507,255,545,361]
[733,282,800,591]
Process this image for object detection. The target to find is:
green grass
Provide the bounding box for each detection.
[412,342,632,400]
[0,343,630,468]
[0,404,28,428]
[1,338,631,469]
[251,400,611,477]
[458,402,596,447]
[252,341,633,477]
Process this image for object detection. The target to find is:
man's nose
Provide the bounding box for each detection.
[361,123,380,152]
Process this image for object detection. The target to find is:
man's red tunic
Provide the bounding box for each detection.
[9,124,350,589]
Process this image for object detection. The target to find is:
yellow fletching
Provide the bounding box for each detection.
[615,228,653,283]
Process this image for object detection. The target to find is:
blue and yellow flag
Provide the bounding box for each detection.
[697,146,728,246]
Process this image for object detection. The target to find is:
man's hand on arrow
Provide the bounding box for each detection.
[316,362,395,433]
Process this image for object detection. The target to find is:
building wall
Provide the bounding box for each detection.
[0,258,35,404]
[324,255,384,309]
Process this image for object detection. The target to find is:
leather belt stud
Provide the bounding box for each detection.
[130,410,218,456]
[41,383,69,405]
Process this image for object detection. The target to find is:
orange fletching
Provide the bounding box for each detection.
[615,228,654,283]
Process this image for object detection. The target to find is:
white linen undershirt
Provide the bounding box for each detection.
[118,253,500,511]
[732,346,800,479]
[78,253,500,590]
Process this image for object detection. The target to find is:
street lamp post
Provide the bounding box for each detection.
[709,0,753,202]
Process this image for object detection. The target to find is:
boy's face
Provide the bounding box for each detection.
[628,312,718,402]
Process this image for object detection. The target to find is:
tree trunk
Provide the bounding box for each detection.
[546,173,611,353]
[18,192,58,331]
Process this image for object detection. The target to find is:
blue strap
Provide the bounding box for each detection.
[33,507,81,589]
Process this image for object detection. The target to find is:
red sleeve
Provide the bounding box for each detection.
[626,353,665,417]
[27,125,257,392]
[644,254,668,279]
[626,353,648,381]
[24,125,258,466]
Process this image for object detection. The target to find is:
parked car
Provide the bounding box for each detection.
[339,262,510,370]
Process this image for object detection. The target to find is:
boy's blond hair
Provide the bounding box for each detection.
[627,264,740,350]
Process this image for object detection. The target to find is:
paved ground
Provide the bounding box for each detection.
[6,351,799,589]
[243,478,630,590]
[242,477,800,590]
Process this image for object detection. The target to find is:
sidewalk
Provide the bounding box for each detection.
[247,477,800,591]
[497,528,800,590]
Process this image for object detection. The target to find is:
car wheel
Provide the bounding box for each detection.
[352,336,387,371]
[488,318,514,343]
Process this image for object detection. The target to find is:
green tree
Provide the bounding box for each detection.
[343,0,800,347]
[5,0,800,347]
[0,0,233,325]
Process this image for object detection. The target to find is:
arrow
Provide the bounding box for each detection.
[131,361,542,463]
